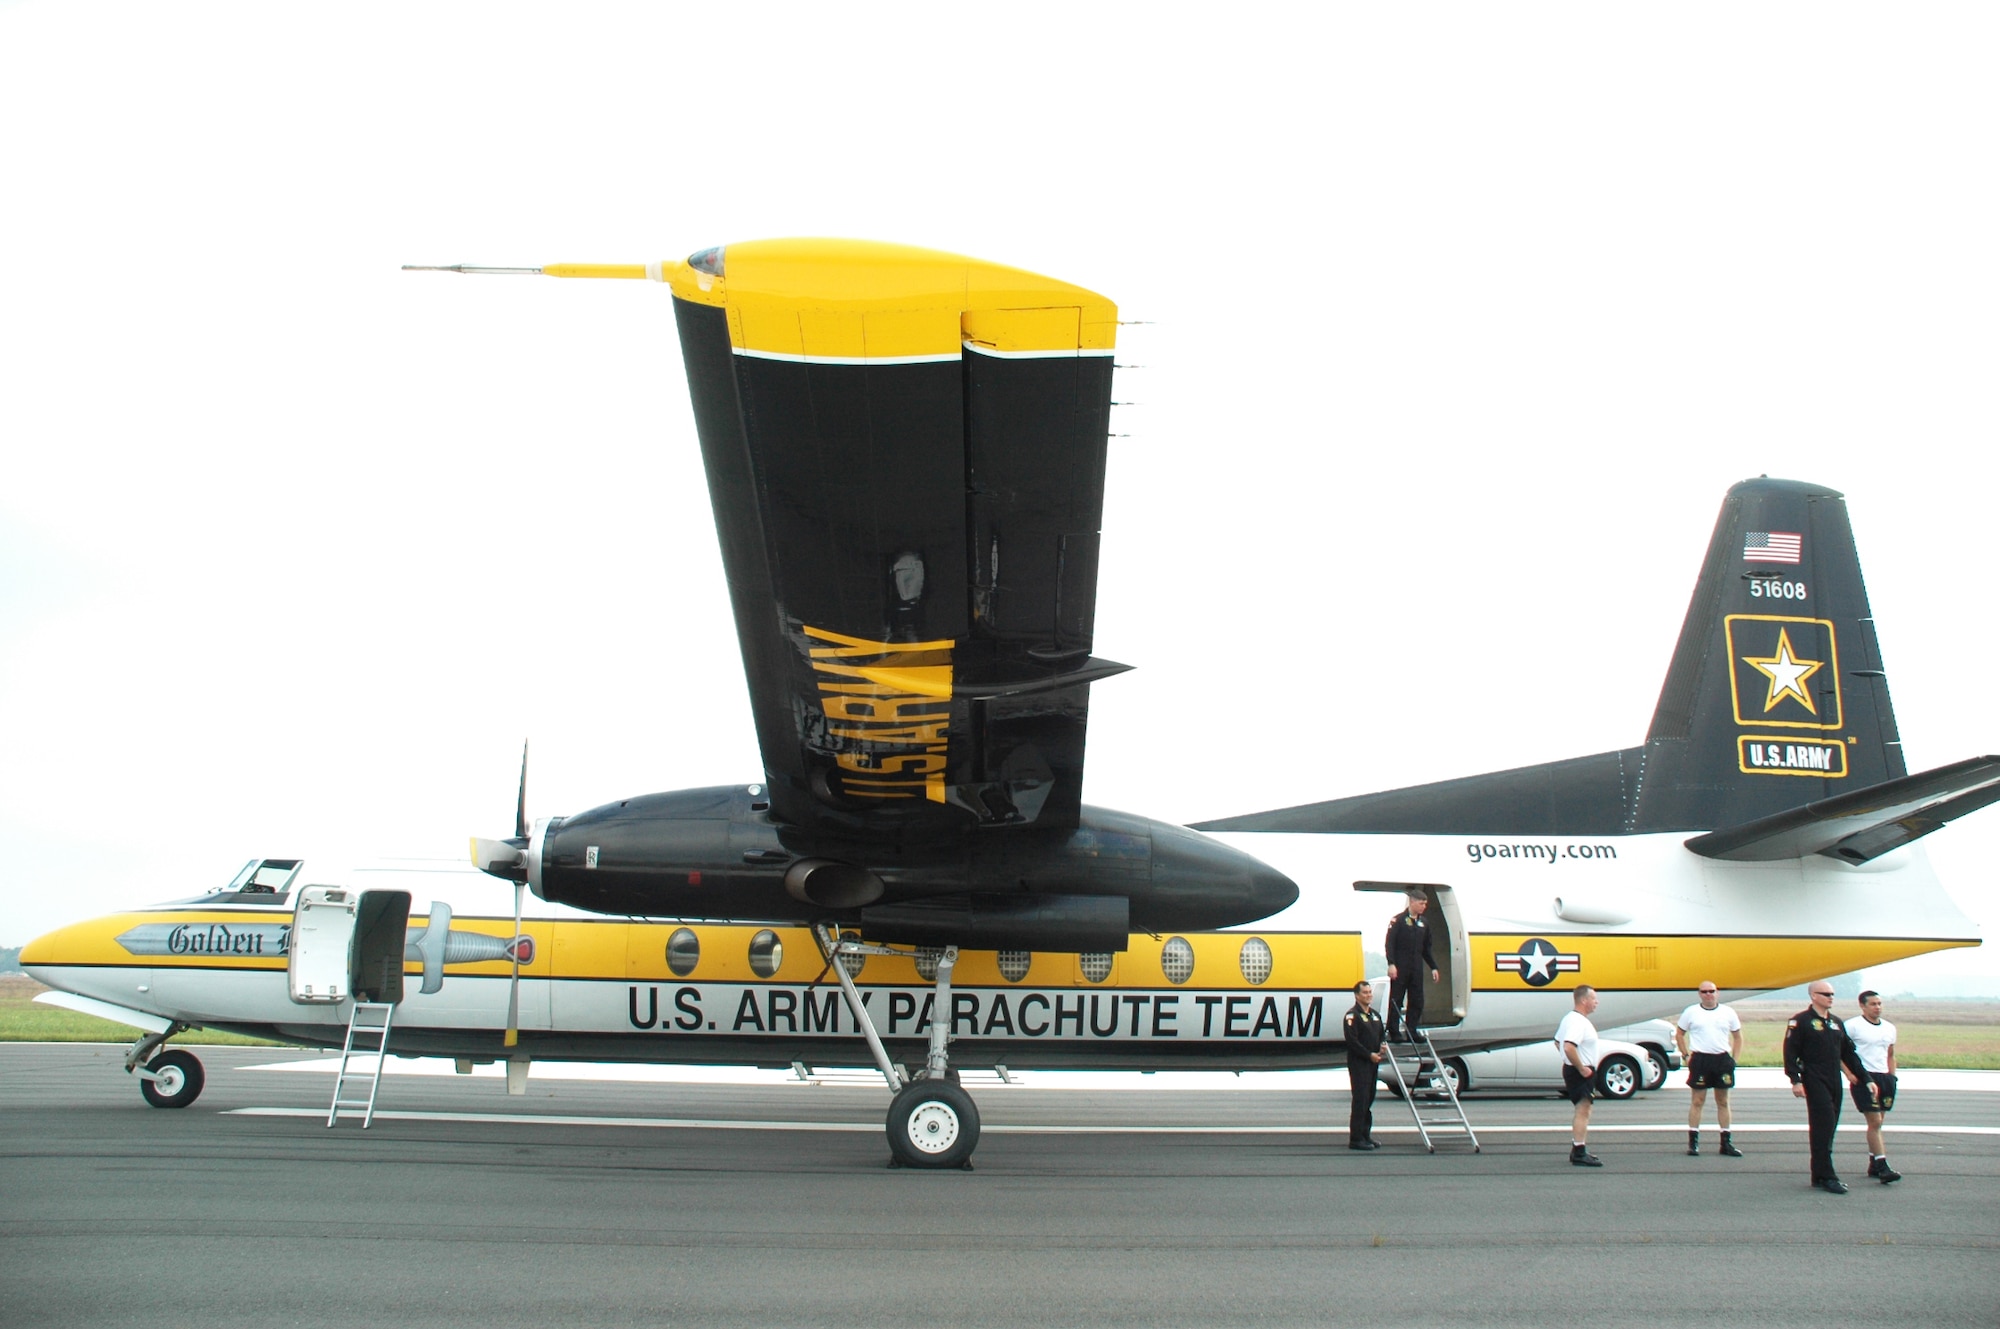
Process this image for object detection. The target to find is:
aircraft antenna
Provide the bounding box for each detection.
[402,263,656,280]
[400,265,545,275]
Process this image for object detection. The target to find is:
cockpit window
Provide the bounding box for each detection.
[191,858,304,904]
[235,859,301,893]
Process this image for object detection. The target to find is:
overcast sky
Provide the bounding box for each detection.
[3,3,1996,991]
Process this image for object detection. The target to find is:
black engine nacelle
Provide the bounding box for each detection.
[526,785,1296,942]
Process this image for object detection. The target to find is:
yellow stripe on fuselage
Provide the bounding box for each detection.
[1475,933,1975,994]
[24,911,1969,997]
[23,912,1355,991]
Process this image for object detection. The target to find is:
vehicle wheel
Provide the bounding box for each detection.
[140,1049,205,1109]
[887,1080,980,1169]
[1595,1054,1640,1101]
[1640,1047,1668,1091]
[1443,1058,1469,1095]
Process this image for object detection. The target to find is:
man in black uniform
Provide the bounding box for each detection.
[1384,891,1439,1041]
[1344,980,1388,1150]
[1783,981,1873,1194]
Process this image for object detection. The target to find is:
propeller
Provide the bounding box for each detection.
[468,742,533,1049]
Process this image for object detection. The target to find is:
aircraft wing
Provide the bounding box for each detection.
[670,240,1126,838]
[1684,755,2000,863]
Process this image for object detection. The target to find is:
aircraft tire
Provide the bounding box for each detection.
[140,1049,205,1109]
[887,1080,980,1169]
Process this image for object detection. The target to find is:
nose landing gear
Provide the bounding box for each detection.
[124,1024,204,1108]
[139,1048,206,1109]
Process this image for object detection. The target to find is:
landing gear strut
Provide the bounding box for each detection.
[815,924,982,1169]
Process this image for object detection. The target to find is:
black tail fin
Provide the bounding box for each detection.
[1636,476,1903,827]
[1195,477,1906,836]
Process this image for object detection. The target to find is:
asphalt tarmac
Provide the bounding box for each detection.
[2,1044,1994,1328]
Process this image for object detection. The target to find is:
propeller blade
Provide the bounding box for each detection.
[504,879,525,1048]
[515,740,529,842]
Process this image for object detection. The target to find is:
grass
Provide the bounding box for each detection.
[0,976,295,1046]
[1729,999,2000,1070]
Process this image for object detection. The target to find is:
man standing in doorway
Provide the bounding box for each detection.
[1845,990,1902,1184]
[1384,890,1439,1042]
[1783,981,1872,1194]
[1557,984,1603,1167]
[1344,980,1387,1150]
[1676,980,1744,1157]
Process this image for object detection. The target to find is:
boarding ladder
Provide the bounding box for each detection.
[326,1001,395,1128]
[1381,1029,1480,1153]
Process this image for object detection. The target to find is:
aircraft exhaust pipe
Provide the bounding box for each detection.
[858,893,1129,953]
[784,859,885,909]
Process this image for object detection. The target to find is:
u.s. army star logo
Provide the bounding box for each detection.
[1493,938,1581,987]
[1725,615,1843,730]
[1742,628,1823,714]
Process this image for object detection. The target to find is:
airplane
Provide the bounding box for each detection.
[21,240,1991,1170]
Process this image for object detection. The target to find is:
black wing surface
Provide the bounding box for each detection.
[667,239,1125,839]
[1685,756,2000,863]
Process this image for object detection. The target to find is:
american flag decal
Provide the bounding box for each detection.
[1743,531,1802,564]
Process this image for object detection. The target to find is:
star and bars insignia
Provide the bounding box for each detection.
[1494,938,1581,987]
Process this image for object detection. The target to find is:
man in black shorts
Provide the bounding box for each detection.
[1556,984,1602,1167]
[1845,990,1902,1183]
[1676,980,1744,1157]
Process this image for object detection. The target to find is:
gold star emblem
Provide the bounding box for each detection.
[1742,627,1824,715]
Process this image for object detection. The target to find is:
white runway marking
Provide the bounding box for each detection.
[235,1057,2000,1094]
[224,1106,2000,1136]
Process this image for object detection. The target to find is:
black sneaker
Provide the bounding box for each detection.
[1569,1146,1603,1167]
[1874,1160,1901,1184]
[1348,1140,1380,1151]
[1687,1132,1700,1156]
[1719,1137,1743,1158]
[1816,1177,1849,1195]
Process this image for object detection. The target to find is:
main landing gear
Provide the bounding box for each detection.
[814,924,982,1169]
[126,1024,205,1109]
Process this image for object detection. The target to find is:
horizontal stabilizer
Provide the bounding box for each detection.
[1684,756,2000,863]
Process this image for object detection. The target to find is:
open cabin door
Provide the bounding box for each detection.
[289,887,412,1005]
[1353,881,1468,1028]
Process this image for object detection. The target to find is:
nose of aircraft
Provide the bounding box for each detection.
[18,924,64,969]
[1144,821,1300,931]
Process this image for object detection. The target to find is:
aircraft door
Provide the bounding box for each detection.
[1353,881,1467,1029]
[291,887,357,1003]
[289,887,411,1005]
[350,891,411,1004]
[1422,886,1467,1028]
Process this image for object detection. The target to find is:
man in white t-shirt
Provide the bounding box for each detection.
[1675,980,1744,1158]
[1555,984,1603,1167]
[1845,990,1902,1184]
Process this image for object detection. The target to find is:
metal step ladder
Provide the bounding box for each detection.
[326,1001,395,1128]
[1381,1029,1480,1153]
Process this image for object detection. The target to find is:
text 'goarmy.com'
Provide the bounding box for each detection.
[1465,842,1620,864]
